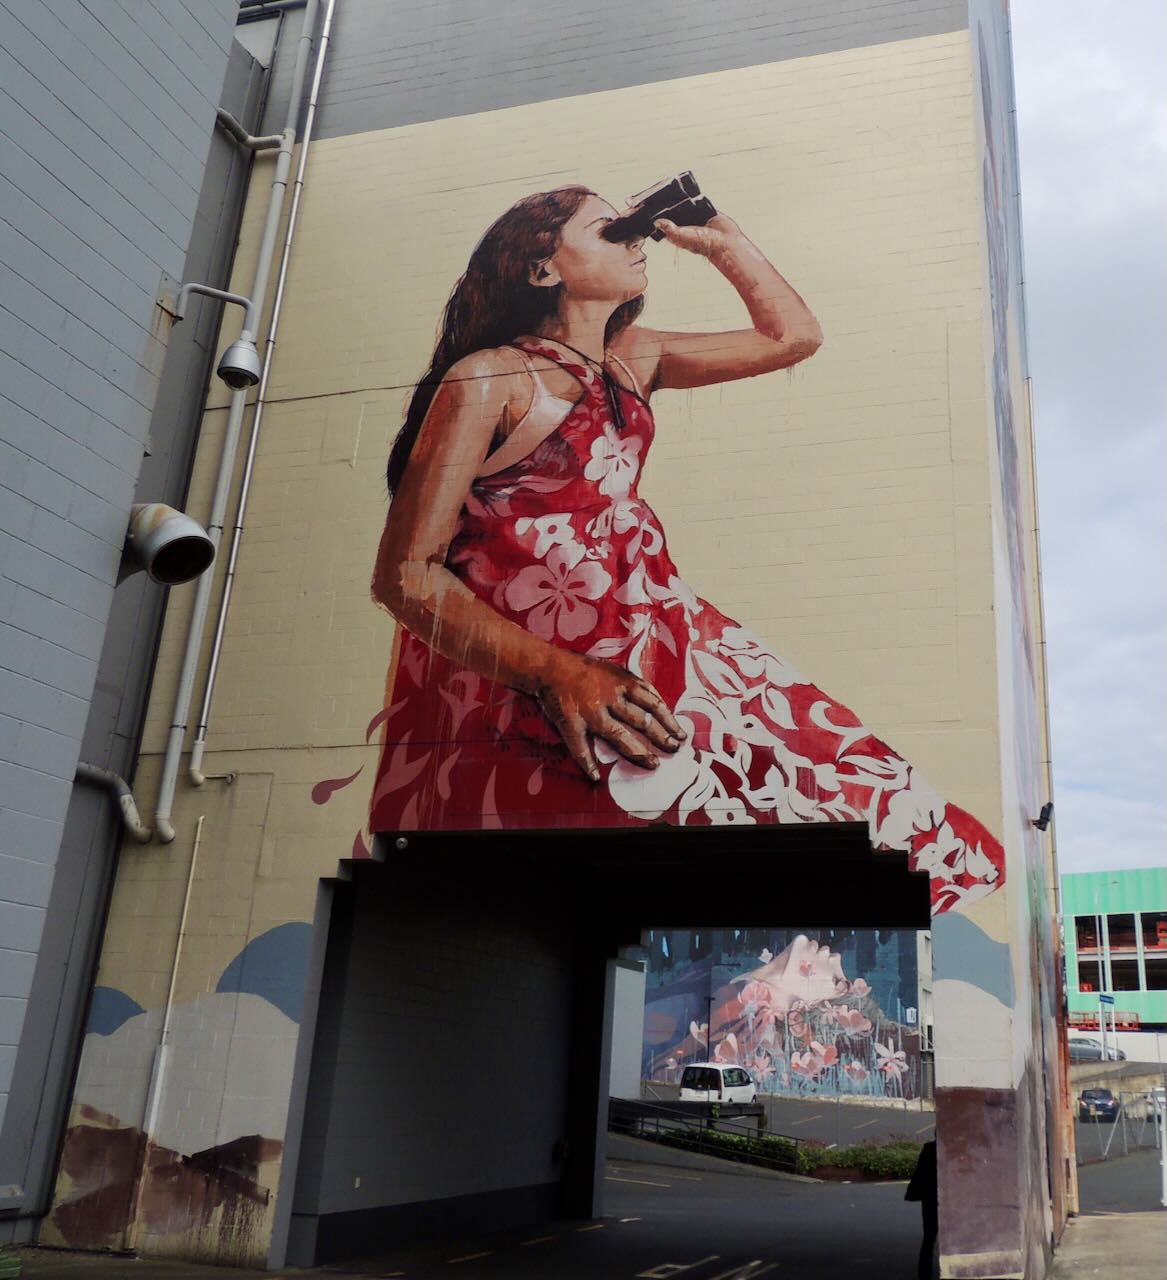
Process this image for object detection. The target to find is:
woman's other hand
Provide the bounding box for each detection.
[535,653,686,781]
[652,212,744,260]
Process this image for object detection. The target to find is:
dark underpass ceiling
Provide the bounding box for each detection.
[359,822,931,933]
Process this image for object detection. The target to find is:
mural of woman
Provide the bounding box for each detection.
[334,182,1003,913]
[647,935,912,1097]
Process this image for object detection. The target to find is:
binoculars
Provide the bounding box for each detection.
[602,171,717,243]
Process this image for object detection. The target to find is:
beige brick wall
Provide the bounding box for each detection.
[55,36,1027,1248]
[98,28,1009,1003]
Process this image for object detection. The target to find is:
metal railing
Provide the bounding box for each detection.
[1075,1085,1166,1164]
[609,1097,803,1173]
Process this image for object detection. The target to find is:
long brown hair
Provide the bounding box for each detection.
[387,186,644,495]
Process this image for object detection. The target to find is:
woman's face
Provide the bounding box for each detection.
[746,935,850,1013]
[543,194,647,305]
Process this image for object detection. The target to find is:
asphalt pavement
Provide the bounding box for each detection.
[1077,1144,1165,1214]
[8,1125,1163,1279]
[2,1150,925,1280]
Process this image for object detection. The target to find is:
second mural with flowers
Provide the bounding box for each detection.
[641,928,922,1100]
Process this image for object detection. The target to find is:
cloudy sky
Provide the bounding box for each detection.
[1010,3,1166,876]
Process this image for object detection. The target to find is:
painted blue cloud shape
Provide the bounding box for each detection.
[87,986,146,1036]
[932,913,1015,1007]
[216,921,312,1022]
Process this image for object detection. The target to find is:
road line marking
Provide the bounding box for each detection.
[915,1122,935,1135]
[786,1114,823,1126]
[620,1216,642,1222]
[447,1250,492,1263]
[636,1259,720,1278]
[606,1174,672,1187]
[519,1235,555,1247]
[575,1222,606,1232]
[709,1262,779,1280]
[851,1118,880,1129]
[612,1164,703,1178]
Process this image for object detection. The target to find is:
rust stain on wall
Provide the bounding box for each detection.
[51,1106,283,1263]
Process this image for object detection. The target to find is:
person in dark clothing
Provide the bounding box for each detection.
[904,1139,938,1280]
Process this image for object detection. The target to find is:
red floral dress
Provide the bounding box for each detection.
[324,339,1005,913]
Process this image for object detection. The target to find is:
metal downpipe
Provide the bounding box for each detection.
[189,0,338,787]
[153,0,323,843]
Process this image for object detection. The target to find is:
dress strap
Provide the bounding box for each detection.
[515,337,626,428]
[511,344,539,375]
[606,350,644,399]
[505,345,571,424]
[514,336,597,384]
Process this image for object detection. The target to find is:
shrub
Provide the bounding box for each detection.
[633,1126,920,1180]
[797,1140,921,1178]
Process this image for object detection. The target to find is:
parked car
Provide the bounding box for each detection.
[679,1063,757,1104]
[1067,1035,1125,1062]
[1077,1087,1121,1122]
[1127,1088,1165,1120]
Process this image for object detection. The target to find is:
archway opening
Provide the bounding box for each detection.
[283,823,930,1268]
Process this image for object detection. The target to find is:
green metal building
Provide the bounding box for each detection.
[1062,868,1167,1031]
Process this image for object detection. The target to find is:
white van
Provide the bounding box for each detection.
[679,1063,757,1104]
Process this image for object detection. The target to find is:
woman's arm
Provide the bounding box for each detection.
[373,350,685,779]
[615,214,823,391]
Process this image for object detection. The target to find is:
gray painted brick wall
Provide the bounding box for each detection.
[0,0,238,1142]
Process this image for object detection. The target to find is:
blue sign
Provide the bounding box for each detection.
[1099,994,1115,1005]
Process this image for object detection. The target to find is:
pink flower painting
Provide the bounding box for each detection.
[875,1040,908,1078]
[790,1041,840,1078]
[713,1032,740,1063]
[832,1005,874,1034]
[502,543,611,641]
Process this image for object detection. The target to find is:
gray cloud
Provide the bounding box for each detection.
[1012,3,1167,874]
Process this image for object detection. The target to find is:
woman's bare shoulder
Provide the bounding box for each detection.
[444,345,527,386]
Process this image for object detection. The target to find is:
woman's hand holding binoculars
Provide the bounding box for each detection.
[652,212,746,261]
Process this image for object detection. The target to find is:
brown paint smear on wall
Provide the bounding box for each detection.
[53,1108,144,1246]
[935,1085,1022,1260]
[53,1106,283,1258]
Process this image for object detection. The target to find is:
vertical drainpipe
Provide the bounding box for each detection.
[189,0,339,788]
[153,0,322,843]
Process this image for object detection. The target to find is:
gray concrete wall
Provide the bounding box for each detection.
[289,875,575,1262]
[609,960,646,1100]
[305,0,967,139]
[0,0,240,1221]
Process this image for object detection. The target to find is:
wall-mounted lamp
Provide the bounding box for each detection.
[174,282,261,389]
[122,503,214,585]
[1031,802,1054,832]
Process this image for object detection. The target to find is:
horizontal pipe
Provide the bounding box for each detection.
[215,108,283,151]
[75,762,152,843]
